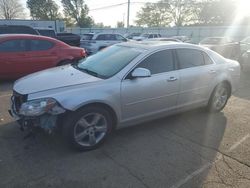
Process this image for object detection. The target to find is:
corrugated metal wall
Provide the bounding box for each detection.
[66,25,250,43]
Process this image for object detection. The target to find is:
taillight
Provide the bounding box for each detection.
[80,49,86,57]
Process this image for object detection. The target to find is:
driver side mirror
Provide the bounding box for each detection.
[131,68,151,78]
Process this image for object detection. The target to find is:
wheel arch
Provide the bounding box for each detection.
[75,102,118,129]
[208,79,232,104]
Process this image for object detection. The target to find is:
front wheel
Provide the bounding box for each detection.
[207,83,230,113]
[63,106,113,151]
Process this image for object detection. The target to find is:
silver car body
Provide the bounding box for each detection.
[12,42,241,129]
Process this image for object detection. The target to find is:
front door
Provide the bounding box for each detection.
[121,49,180,121]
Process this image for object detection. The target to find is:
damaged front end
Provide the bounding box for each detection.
[9,92,66,134]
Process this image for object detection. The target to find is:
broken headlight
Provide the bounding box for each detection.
[19,98,65,117]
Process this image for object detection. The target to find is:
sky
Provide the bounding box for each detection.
[20,0,158,27]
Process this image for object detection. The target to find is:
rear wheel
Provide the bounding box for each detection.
[207,83,230,113]
[62,106,113,151]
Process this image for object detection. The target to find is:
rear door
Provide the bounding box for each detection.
[0,39,29,78]
[175,48,215,107]
[121,49,180,121]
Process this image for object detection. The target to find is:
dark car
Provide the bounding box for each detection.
[56,33,81,47]
[0,25,39,35]
[199,37,241,61]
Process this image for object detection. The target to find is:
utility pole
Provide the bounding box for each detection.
[127,0,130,28]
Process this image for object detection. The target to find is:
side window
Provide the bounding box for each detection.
[0,39,27,52]
[109,34,116,40]
[116,34,125,41]
[203,52,214,65]
[176,49,205,69]
[148,34,154,38]
[137,50,175,74]
[29,40,54,51]
[96,34,106,40]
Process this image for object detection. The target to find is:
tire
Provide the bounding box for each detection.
[62,106,113,151]
[57,60,72,66]
[207,83,230,113]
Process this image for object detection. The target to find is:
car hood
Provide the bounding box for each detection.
[14,65,102,95]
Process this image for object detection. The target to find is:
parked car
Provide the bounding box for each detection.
[240,50,250,70]
[0,34,86,79]
[80,33,128,54]
[9,41,240,151]
[0,25,39,35]
[133,33,161,41]
[124,33,141,39]
[199,37,241,61]
[240,36,250,53]
[35,28,81,47]
[171,36,191,43]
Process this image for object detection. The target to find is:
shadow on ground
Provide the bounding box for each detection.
[0,109,227,188]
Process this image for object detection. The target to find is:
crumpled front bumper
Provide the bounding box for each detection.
[9,97,59,133]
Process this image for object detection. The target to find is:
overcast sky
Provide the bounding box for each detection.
[20,0,158,27]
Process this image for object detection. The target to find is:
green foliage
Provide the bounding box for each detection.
[136,0,245,27]
[198,0,237,25]
[61,0,94,27]
[135,0,171,27]
[27,0,60,20]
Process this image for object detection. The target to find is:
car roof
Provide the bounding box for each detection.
[118,41,203,51]
[0,34,67,45]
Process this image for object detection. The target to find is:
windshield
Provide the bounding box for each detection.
[37,30,56,38]
[74,45,142,78]
[142,34,149,37]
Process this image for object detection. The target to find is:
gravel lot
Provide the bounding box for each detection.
[0,72,250,188]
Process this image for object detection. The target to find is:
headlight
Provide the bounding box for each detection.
[19,98,65,116]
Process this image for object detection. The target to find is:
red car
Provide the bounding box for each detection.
[0,34,86,79]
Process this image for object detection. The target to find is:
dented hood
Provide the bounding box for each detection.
[14,64,102,95]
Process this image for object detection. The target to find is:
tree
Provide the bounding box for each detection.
[135,1,171,27]
[136,0,199,27]
[167,0,198,26]
[27,0,61,20]
[117,21,124,28]
[197,0,236,25]
[61,0,94,27]
[0,0,25,19]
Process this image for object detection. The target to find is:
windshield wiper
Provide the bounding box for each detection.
[72,64,106,79]
[81,68,99,77]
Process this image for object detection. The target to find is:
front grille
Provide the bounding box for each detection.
[12,91,27,113]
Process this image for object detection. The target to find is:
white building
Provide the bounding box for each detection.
[0,19,65,32]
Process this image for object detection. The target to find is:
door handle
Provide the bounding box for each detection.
[167,77,178,82]
[209,70,217,74]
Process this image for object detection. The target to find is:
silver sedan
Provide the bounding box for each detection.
[10,41,241,151]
